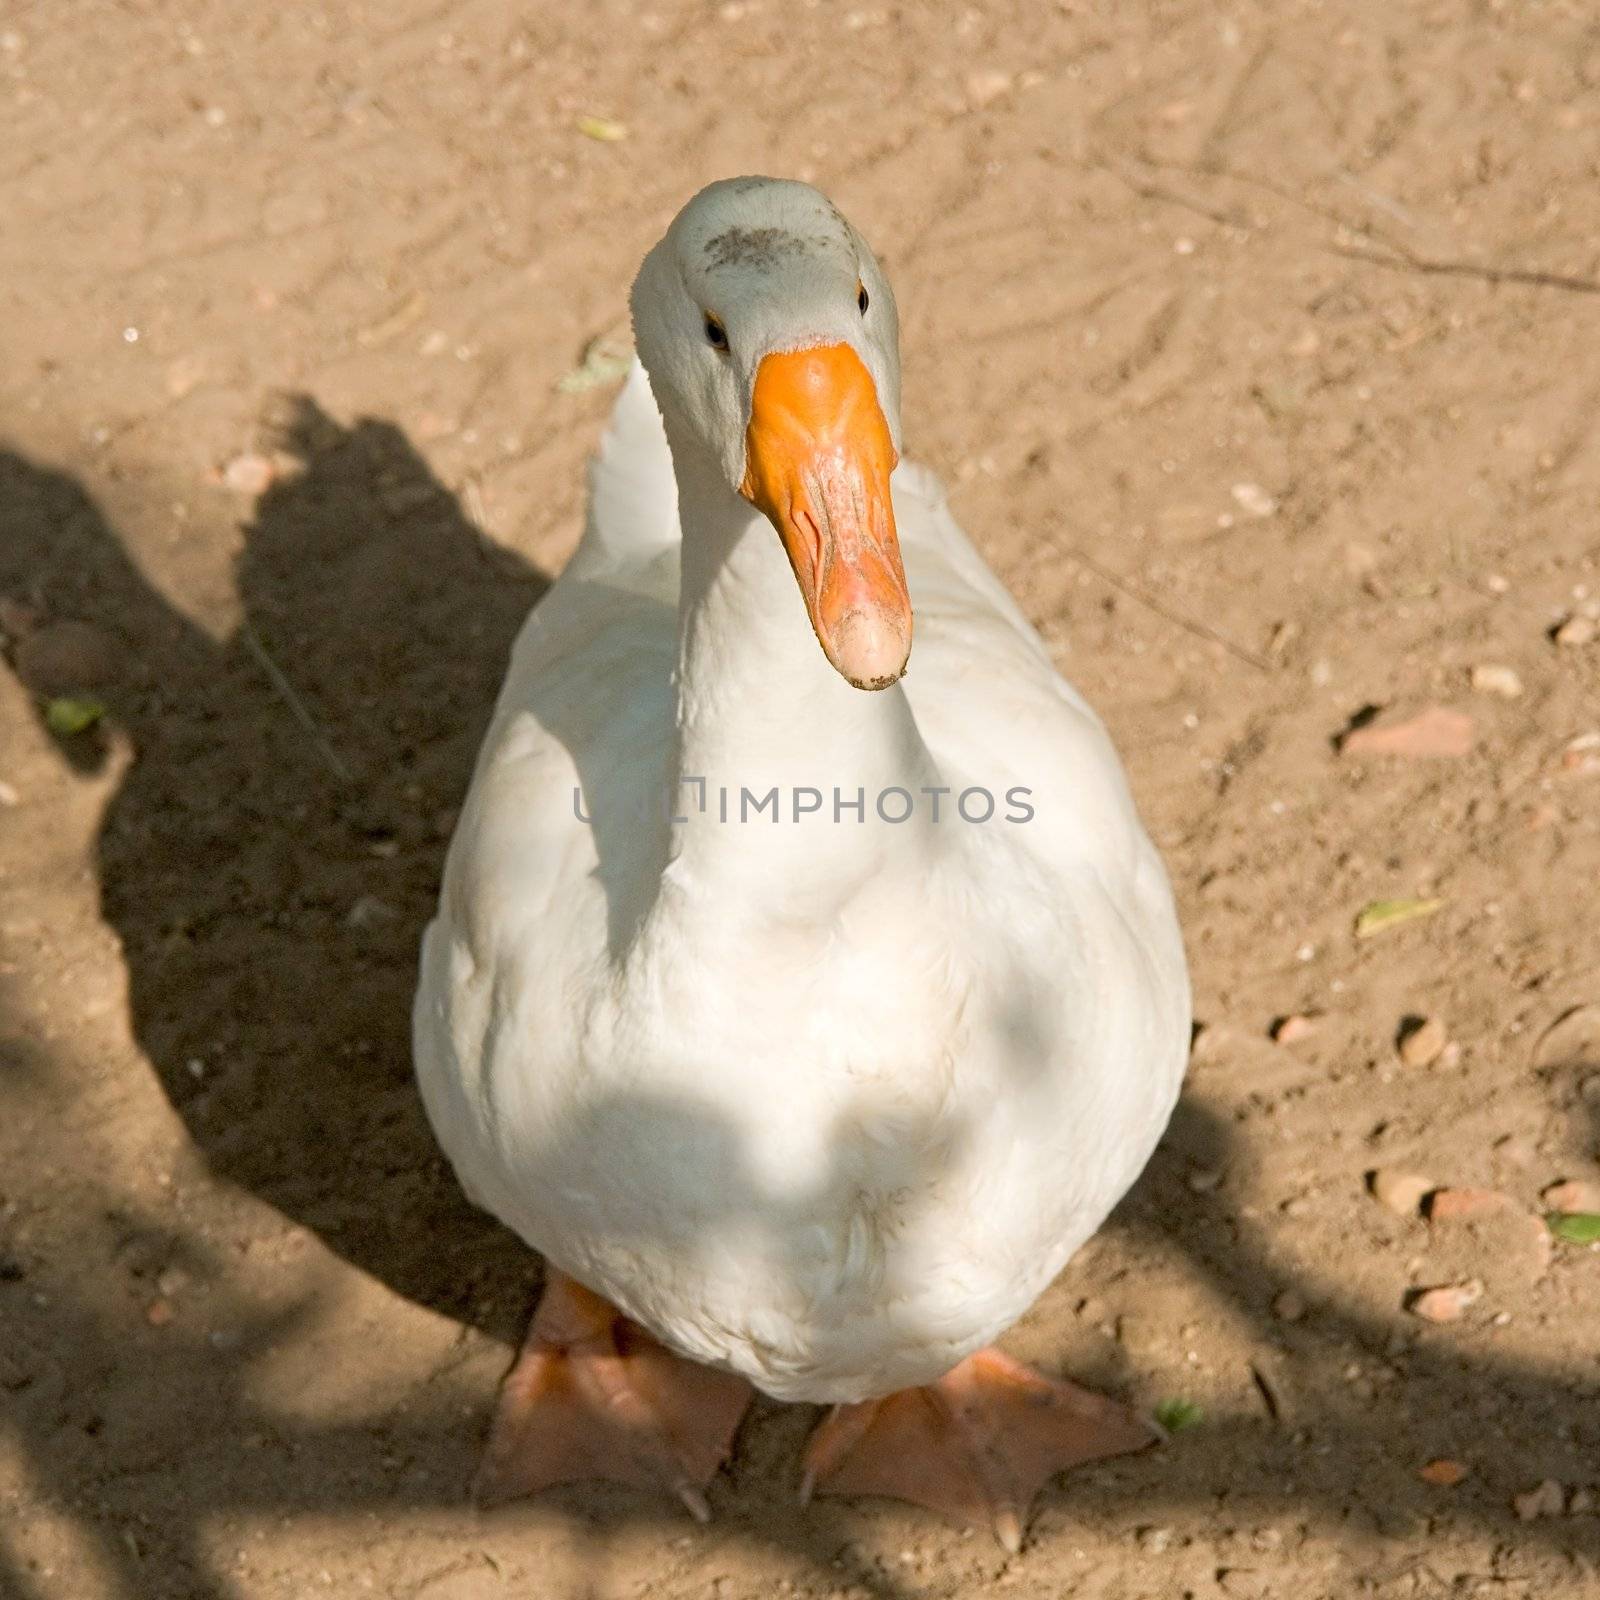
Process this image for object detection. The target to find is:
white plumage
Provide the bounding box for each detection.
[413,177,1190,1407]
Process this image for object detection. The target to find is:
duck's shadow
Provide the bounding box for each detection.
[3,403,542,1344]
[3,418,1598,1600]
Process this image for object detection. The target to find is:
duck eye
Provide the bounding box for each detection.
[703,312,728,351]
[857,281,870,315]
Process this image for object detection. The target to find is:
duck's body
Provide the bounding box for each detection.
[414,177,1189,1539]
[417,361,1187,1401]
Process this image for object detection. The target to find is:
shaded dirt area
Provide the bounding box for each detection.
[2,2,1599,1596]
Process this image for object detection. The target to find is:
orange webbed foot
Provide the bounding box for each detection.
[801,1347,1157,1552]
[475,1269,755,1521]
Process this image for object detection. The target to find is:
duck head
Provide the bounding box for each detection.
[630,177,912,691]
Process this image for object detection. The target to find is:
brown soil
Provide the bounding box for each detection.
[3,3,1599,1597]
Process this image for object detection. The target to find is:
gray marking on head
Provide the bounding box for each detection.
[703,226,818,273]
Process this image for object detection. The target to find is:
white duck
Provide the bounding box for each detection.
[414,176,1190,1551]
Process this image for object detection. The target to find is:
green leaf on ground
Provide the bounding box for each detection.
[44,696,106,736]
[1547,1212,1600,1244]
[1154,1397,1205,1434]
[576,115,627,142]
[1354,897,1444,939]
[556,333,634,394]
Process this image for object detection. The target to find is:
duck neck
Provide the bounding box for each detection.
[666,426,940,894]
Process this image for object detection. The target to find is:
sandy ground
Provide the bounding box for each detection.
[3,1,1600,1596]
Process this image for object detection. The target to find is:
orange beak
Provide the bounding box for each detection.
[739,343,912,690]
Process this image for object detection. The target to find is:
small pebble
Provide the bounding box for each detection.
[1570,1488,1596,1515]
[1186,1166,1225,1193]
[347,895,400,929]
[1419,1458,1470,1486]
[1555,614,1596,648]
[1513,1479,1566,1520]
[1340,705,1474,759]
[1560,733,1600,778]
[1426,1187,1514,1222]
[1271,1013,1319,1045]
[1542,1179,1600,1214]
[1230,481,1277,518]
[1370,1169,1435,1216]
[1470,663,1523,698]
[963,69,1013,109]
[1272,1289,1307,1322]
[145,1297,174,1327]
[1492,1132,1536,1168]
[1398,1016,1448,1067]
[1137,1526,1174,1553]
[1408,1280,1482,1323]
[222,452,275,495]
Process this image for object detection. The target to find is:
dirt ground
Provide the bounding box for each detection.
[3,1,1599,1596]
